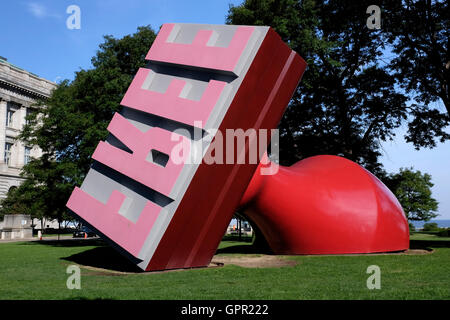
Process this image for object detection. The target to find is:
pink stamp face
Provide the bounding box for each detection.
[66,23,306,271]
[146,24,255,75]
[121,68,227,128]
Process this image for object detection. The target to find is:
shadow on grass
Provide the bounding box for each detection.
[221,235,253,242]
[19,238,142,273]
[64,241,272,272]
[410,239,450,249]
[62,246,143,273]
[216,239,450,255]
[215,243,272,255]
[19,238,106,247]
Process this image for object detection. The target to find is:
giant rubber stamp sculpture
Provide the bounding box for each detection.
[67,23,409,271]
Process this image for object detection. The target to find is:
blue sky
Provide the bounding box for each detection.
[381,125,450,219]
[1,0,448,219]
[0,0,241,81]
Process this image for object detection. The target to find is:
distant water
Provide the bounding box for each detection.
[410,219,450,229]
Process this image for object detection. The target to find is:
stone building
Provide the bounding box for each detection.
[0,214,32,239]
[0,56,56,201]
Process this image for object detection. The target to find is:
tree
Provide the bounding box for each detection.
[385,0,449,115]
[0,180,48,232]
[384,168,439,221]
[383,0,450,150]
[422,222,439,231]
[227,0,449,173]
[0,26,157,222]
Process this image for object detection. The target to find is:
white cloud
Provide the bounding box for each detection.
[27,2,47,18]
[26,2,61,19]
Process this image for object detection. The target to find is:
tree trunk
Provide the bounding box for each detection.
[238,218,242,241]
[41,218,45,234]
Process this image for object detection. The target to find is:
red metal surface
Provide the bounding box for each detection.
[240,155,410,254]
[146,29,307,271]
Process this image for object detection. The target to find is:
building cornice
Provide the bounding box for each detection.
[0,60,56,100]
[0,78,50,100]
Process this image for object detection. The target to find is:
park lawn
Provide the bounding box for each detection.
[0,239,448,300]
[410,232,450,241]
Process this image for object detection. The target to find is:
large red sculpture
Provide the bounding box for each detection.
[67,23,307,271]
[240,154,410,254]
[66,23,409,272]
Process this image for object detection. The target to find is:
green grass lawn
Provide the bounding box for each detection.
[0,239,448,300]
[32,234,73,238]
[410,232,450,241]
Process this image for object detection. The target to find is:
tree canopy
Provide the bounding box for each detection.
[385,1,449,115]
[384,168,439,221]
[227,0,449,172]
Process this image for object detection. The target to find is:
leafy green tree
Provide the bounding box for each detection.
[384,168,439,221]
[422,222,439,231]
[227,0,449,172]
[385,0,449,117]
[0,180,48,231]
[0,26,157,222]
[376,0,450,150]
[437,228,450,237]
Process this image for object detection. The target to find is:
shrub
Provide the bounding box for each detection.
[422,222,439,231]
[408,222,416,232]
[438,228,450,237]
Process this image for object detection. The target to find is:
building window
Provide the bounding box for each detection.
[25,108,30,125]
[24,147,31,165]
[25,108,35,126]
[6,103,18,128]
[4,143,12,165]
[6,108,14,127]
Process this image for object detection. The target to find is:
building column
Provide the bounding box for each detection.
[0,99,7,167]
[16,106,28,167]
